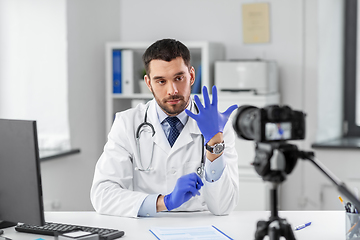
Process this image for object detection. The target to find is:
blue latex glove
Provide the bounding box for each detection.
[185,85,238,144]
[164,173,204,211]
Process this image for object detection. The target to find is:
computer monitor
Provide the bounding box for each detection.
[0,119,45,228]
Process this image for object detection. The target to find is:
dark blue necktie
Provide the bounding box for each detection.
[166,117,180,147]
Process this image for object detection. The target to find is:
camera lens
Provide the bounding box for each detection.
[232,105,259,140]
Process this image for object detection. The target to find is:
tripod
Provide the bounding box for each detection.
[254,182,296,240]
[252,142,360,240]
[252,143,298,240]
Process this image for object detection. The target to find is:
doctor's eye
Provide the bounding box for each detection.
[175,76,184,81]
[156,79,166,85]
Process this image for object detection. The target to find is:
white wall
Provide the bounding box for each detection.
[0,0,70,150]
[119,0,305,110]
[40,0,121,211]
[298,0,345,211]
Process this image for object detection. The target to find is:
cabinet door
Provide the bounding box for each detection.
[236,177,268,211]
[217,94,280,211]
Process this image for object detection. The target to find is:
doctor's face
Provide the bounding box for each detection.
[144,57,195,116]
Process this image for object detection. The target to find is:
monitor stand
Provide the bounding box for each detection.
[0,221,16,229]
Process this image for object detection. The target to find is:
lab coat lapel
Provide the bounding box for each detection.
[147,100,171,153]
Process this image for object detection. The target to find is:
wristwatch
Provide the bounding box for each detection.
[205,142,225,154]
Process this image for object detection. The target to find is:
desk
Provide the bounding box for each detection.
[2,211,345,239]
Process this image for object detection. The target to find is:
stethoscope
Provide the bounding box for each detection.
[134,102,205,176]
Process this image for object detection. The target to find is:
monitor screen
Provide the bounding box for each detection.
[0,119,45,228]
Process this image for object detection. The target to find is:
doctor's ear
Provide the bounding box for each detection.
[144,75,153,93]
[190,67,195,86]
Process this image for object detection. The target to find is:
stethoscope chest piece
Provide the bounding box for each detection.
[197,165,203,176]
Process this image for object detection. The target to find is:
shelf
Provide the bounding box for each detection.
[39,148,81,161]
[112,93,153,99]
[312,137,360,149]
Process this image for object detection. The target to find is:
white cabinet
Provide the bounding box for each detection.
[218,93,280,211]
[105,41,225,132]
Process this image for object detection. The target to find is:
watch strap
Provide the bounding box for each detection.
[205,142,225,154]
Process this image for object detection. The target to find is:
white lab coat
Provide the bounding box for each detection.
[90,99,239,218]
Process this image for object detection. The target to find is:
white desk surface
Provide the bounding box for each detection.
[2,210,345,239]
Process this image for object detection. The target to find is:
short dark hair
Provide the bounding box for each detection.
[142,39,191,76]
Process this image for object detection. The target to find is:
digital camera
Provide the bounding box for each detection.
[232,105,306,142]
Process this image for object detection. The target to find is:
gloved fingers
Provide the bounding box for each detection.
[195,181,202,190]
[211,85,218,106]
[194,173,204,187]
[202,86,211,108]
[185,109,197,120]
[222,104,238,118]
[192,190,200,197]
[184,173,203,190]
[186,180,202,191]
[193,94,204,112]
[184,185,200,197]
[187,173,204,186]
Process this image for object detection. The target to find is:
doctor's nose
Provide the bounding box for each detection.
[167,82,179,95]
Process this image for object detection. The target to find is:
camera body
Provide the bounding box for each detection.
[232,105,306,143]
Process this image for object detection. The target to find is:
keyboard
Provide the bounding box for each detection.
[15,222,124,240]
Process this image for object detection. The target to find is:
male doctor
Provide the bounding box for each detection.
[91,39,239,218]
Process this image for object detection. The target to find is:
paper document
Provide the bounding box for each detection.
[149,225,233,240]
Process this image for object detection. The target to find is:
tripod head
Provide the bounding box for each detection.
[253,142,299,183]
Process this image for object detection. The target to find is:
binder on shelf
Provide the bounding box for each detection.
[112,50,122,94]
[121,50,135,94]
[192,64,202,94]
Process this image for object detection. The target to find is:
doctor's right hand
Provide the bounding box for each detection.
[164,173,204,211]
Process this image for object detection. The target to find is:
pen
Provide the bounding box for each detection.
[294,222,311,231]
[347,201,359,214]
[348,221,359,233]
[339,196,351,212]
[347,202,355,213]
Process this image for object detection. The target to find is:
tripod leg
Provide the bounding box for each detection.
[268,220,281,240]
[255,220,269,240]
[280,219,296,240]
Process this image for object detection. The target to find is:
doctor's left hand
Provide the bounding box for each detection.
[164,173,204,211]
[186,85,238,144]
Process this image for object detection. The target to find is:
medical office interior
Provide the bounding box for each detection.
[0,0,356,215]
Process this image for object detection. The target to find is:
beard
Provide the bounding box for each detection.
[150,87,190,116]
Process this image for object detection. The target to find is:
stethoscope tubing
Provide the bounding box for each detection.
[134,102,205,176]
